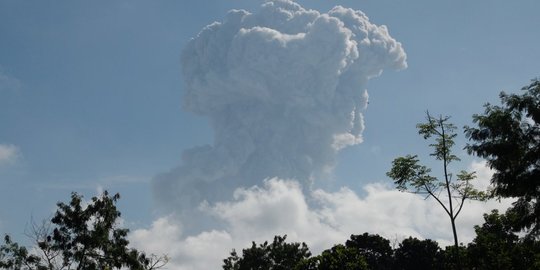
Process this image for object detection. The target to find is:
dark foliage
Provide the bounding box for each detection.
[394,237,442,270]
[0,235,44,270]
[305,244,368,270]
[468,210,540,270]
[223,235,311,270]
[225,222,540,270]
[345,233,393,270]
[466,78,540,235]
[0,191,167,270]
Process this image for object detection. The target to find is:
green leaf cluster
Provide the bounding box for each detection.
[225,224,540,270]
[466,78,540,236]
[0,191,167,270]
[223,235,311,270]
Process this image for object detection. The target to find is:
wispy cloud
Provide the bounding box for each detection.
[0,144,20,166]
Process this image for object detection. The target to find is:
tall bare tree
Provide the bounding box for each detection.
[387,112,486,249]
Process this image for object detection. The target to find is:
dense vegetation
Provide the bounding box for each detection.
[223,210,540,269]
[224,78,540,269]
[465,78,540,236]
[0,192,167,270]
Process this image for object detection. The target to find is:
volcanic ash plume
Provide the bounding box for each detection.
[154,0,407,210]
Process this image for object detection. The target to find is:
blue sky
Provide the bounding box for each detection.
[1,1,539,266]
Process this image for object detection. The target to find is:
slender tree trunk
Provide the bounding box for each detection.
[441,119,459,248]
[445,155,461,268]
[449,217,458,248]
[445,176,459,248]
[440,119,460,269]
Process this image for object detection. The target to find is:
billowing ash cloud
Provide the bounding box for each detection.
[154,0,406,211]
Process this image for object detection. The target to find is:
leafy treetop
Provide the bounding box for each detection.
[466,78,540,236]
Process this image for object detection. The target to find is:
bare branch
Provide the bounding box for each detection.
[453,195,467,219]
[424,183,451,217]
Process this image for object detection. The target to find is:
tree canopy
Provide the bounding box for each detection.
[466,78,540,236]
[305,244,368,270]
[0,191,167,270]
[394,237,442,270]
[223,235,311,270]
[344,233,393,270]
[467,209,540,270]
[223,229,540,270]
